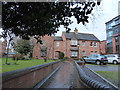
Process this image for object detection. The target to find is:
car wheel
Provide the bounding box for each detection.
[96,61,101,65]
[113,60,118,64]
[83,59,86,63]
[103,63,106,65]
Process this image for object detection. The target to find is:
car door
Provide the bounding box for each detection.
[84,56,91,63]
[107,55,113,63]
[92,54,98,63]
[88,54,95,63]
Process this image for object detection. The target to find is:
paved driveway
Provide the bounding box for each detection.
[86,64,120,71]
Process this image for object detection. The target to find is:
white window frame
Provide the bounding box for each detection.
[71,40,78,46]
[94,42,97,47]
[56,42,60,47]
[71,51,78,57]
[82,41,85,46]
[82,51,86,56]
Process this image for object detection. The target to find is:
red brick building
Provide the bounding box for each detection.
[99,40,106,55]
[33,28,106,59]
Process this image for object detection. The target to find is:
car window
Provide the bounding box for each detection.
[107,55,115,57]
[118,55,120,57]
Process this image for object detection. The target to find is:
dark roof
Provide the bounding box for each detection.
[63,32,100,41]
[105,15,120,24]
[52,36,63,41]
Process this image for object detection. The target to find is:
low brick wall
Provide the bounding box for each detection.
[74,61,117,90]
[2,60,62,88]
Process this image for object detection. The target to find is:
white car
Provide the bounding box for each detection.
[83,54,108,65]
[105,54,120,64]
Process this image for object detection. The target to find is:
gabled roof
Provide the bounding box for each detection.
[63,32,100,41]
[52,36,63,41]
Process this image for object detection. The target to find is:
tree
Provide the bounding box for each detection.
[2,30,14,64]
[2,1,100,40]
[15,39,33,56]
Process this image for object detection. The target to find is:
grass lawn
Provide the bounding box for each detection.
[1,58,55,73]
[95,71,119,87]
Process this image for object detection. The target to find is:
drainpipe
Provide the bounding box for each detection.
[77,44,79,59]
[53,40,54,59]
[66,39,67,57]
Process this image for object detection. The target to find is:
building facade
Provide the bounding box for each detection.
[33,28,105,59]
[106,15,120,55]
[99,40,106,55]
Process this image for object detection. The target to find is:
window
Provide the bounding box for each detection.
[82,51,86,56]
[40,47,47,57]
[114,29,119,34]
[82,41,85,46]
[90,42,93,46]
[95,51,97,53]
[115,19,120,25]
[107,31,113,37]
[91,51,93,54]
[71,51,78,57]
[106,23,112,29]
[94,42,97,47]
[71,40,78,46]
[56,42,60,47]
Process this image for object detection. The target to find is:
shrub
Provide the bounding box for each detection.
[62,57,69,61]
[23,56,30,60]
[59,52,64,59]
[63,57,68,59]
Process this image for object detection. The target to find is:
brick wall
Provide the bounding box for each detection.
[2,61,62,88]
[99,40,106,55]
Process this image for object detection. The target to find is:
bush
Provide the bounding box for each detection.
[59,52,64,59]
[63,57,69,60]
[23,56,30,60]
[61,57,69,61]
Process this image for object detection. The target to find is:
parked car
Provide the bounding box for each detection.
[105,54,120,64]
[83,54,108,65]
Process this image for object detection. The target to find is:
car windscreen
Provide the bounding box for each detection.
[101,55,106,58]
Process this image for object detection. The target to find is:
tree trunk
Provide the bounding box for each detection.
[5,41,10,64]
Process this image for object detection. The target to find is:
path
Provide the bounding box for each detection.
[40,60,86,89]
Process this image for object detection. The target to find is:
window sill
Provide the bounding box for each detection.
[71,56,78,57]
[71,45,78,47]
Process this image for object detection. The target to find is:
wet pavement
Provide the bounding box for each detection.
[41,60,86,89]
[86,64,120,71]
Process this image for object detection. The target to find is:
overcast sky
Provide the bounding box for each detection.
[0,0,119,41]
[55,0,119,41]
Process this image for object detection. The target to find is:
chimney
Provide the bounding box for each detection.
[74,28,78,34]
